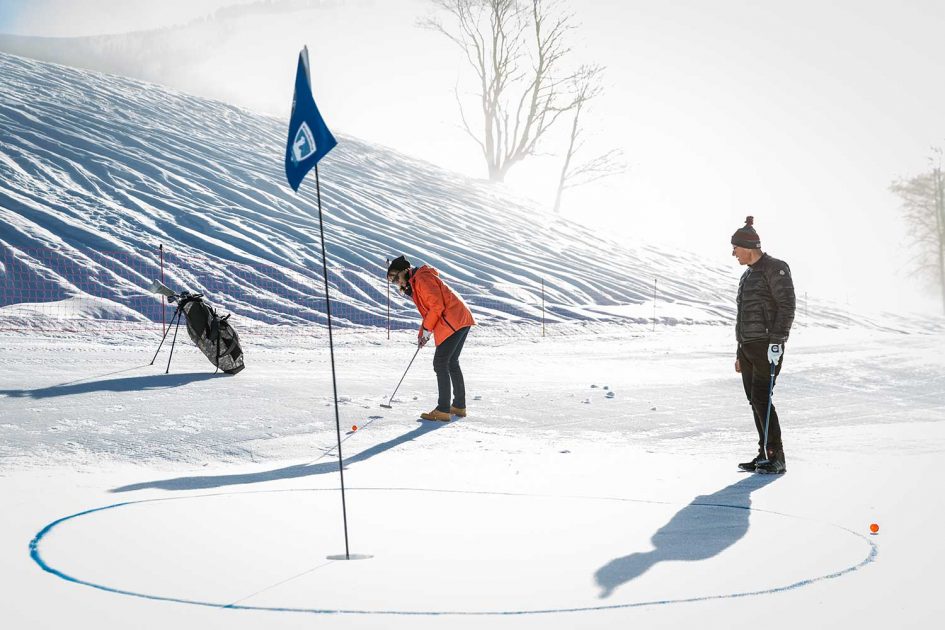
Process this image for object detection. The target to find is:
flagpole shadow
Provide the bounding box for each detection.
[110,421,447,493]
[594,474,780,598]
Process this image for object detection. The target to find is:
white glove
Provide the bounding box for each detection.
[418,328,432,347]
[767,343,782,365]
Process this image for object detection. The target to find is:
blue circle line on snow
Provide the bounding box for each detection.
[29,487,878,616]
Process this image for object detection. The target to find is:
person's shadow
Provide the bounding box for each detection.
[595,474,779,598]
[110,420,448,493]
[0,370,218,399]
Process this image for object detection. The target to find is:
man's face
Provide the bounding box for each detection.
[732,245,754,266]
[388,268,409,291]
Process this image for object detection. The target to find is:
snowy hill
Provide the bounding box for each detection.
[0,51,889,332]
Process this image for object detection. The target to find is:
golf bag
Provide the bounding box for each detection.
[150,280,245,374]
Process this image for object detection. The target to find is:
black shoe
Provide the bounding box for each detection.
[755,459,786,474]
[755,449,787,474]
[738,455,763,472]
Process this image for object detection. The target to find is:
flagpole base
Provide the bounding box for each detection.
[326,553,373,561]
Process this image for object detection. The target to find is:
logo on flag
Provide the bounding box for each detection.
[292,122,317,163]
[285,46,337,191]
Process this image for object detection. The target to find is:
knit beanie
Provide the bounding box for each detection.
[387,255,411,278]
[731,216,761,249]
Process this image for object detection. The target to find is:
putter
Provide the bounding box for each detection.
[380,345,422,408]
[759,344,781,464]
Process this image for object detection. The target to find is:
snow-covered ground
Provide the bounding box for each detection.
[3,324,944,629]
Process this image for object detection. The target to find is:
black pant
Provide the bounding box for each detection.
[433,326,470,412]
[738,341,785,454]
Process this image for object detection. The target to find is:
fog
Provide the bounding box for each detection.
[1,0,943,314]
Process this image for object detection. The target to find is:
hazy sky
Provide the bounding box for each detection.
[2,0,944,314]
[0,0,242,35]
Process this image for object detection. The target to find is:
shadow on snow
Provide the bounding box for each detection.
[110,420,448,493]
[0,370,220,398]
[595,474,780,598]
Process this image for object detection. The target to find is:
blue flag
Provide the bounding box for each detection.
[285,47,337,191]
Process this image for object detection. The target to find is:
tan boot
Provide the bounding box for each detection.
[420,409,451,422]
[450,406,467,417]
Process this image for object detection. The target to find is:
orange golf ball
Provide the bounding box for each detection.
[869,523,879,534]
[351,425,358,432]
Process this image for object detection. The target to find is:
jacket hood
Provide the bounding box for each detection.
[411,265,440,280]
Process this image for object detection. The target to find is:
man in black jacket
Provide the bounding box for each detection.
[732,216,796,474]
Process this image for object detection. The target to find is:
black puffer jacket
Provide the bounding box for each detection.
[736,253,796,344]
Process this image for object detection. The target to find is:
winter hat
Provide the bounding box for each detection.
[387,255,411,278]
[731,216,761,249]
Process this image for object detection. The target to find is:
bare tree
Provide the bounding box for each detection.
[421,0,580,182]
[552,64,624,214]
[889,147,945,313]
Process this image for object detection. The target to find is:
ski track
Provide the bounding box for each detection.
[0,52,932,335]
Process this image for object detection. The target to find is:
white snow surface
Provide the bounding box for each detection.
[2,325,945,629]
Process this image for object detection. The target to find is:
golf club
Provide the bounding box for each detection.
[380,345,422,408]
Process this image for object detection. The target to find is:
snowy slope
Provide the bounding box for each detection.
[0,51,905,332]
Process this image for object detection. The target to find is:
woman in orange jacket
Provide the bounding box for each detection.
[387,255,475,421]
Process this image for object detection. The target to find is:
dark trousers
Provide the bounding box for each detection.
[433,326,470,412]
[738,341,785,454]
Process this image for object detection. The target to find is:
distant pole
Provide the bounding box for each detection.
[159,244,165,335]
[935,165,945,315]
[314,164,350,560]
[652,277,658,332]
[386,257,390,340]
[541,277,545,338]
[805,291,808,320]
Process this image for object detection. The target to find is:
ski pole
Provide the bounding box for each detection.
[380,345,422,409]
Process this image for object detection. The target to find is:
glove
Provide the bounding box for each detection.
[418,328,432,348]
[767,343,782,365]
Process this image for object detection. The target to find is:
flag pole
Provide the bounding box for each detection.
[315,163,350,560]
[286,45,362,560]
[386,257,391,340]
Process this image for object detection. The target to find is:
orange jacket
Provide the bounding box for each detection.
[409,265,475,345]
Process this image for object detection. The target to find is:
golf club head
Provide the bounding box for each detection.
[379,404,392,409]
[149,279,178,298]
